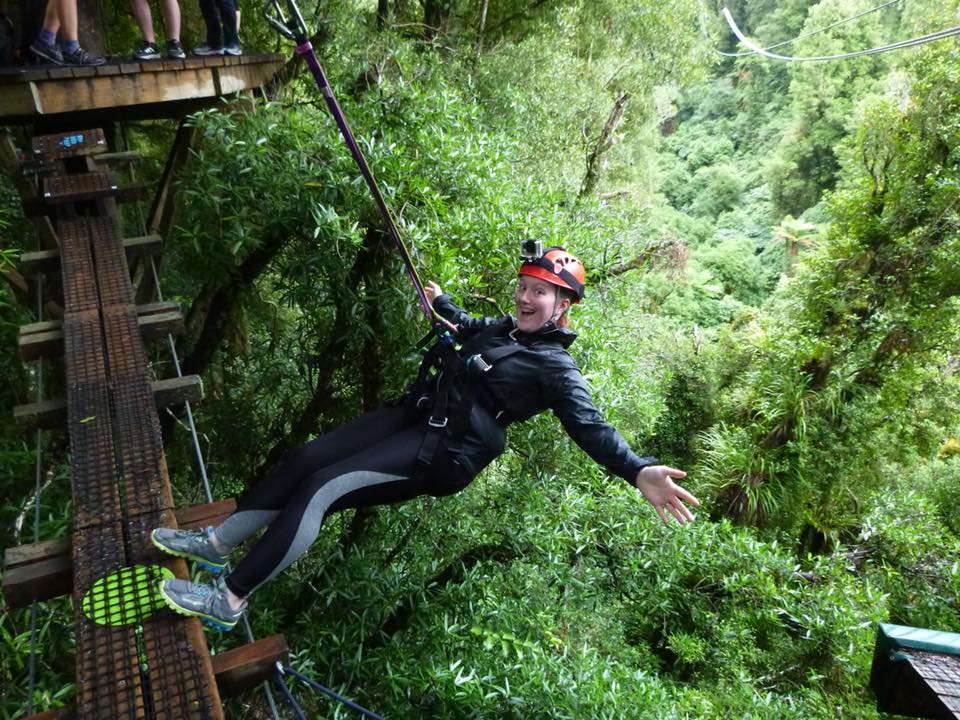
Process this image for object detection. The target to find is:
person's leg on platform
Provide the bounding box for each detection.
[129,0,160,59]
[194,0,224,54]
[57,0,105,65]
[30,0,64,64]
[159,0,185,58]
[217,0,240,55]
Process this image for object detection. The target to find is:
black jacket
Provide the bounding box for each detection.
[430,294,657,485]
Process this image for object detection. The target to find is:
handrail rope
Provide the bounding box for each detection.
[26,273,44,715]
[273,668,307,720]
[274,662,386,720]
[715,0,902,57]
[263,0,456,335]
[132,118,278,709]
[147,258,282,720]
[722,6,960,62]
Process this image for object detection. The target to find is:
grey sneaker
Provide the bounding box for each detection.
[158,577,245,631]
[132,40,160,60]
[193,42,223,56]
[223,43,242,56]
[61,46,106,67]
[30,39,63,65]
[151,526,228,572]
[167,39,186,59]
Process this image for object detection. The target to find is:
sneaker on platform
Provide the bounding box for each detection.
[29,39,63,65]
[158,577,245,631]
[132,40,160,60]
[61,46,106,67]
[166,39,186,59]
[222,43,242,56]
[193,42,223,56]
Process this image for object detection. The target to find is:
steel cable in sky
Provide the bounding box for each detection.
[716,0,902,58]
[722,6,960,62]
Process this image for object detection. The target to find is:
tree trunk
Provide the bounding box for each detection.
[377,0,390,28]
[423,0,447,39]
[475,0,489,56]
[253,226,386,481]
[579,92,630,199]
[181,230,289,378]
[78,0,109,55]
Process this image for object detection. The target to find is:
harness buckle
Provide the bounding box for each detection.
[428,416,449,428]
[466,354,492,374]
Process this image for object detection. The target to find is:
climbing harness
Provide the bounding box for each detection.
[274,662,386,720]
[409,324,539,468]
[262,0,456,335]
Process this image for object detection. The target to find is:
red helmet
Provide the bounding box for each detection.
[518,245,586,302]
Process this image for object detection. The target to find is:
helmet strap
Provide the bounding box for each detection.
[549,288,569,324]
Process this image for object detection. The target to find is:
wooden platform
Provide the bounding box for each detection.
[872,623,960,719]
[0,53,284,125]
[9,128,225,720]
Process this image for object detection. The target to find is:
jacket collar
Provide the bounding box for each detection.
[507,316,577,348]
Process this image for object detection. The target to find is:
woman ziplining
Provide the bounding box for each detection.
[152,243,700,630]
[149,0,698,630]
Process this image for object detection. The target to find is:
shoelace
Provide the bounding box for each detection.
[191,583,214,598]
[175,528,203,539]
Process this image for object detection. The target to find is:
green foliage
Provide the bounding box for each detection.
[859,486,960,631]
[695,42,960,547]
[4,3,960,719]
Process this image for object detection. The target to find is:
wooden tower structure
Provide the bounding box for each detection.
[1,51,290,720]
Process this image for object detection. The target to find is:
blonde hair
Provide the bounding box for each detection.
[555,287,576,328]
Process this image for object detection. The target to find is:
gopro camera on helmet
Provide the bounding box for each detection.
[520,239,542,262]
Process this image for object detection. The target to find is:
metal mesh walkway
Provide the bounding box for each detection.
[31,129,222,720]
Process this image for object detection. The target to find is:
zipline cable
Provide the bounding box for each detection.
[722,6,960,62]
[262,0,456,335]
[274,662,387,720]
[26,274,44,715]
[716,0,902,57]
[148,258,282,720]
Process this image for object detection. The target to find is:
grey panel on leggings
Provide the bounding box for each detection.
[256,470,407,591]
[215,509,281,550]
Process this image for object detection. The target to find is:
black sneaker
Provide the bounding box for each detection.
[30,39,63,65]
[167,39,186,59]
[132,40,160,60]
[61,46,106,67]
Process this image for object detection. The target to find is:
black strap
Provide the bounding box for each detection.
[522,257,585,299]
[415,328,529,467]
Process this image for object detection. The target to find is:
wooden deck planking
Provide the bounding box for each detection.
[19,130,225,720]
[0,54,283,123]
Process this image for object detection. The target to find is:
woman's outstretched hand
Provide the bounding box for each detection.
[635,465,700,525]
[425,281,443,306]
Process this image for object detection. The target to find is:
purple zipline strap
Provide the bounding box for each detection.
[294,40,454,332]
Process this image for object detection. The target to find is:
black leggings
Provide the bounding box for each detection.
[198,0,238,47]
[219,405,456,598]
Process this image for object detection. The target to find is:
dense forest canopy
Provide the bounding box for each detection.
[2,0,960,717]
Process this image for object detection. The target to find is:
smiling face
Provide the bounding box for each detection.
[514,275,570,333]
